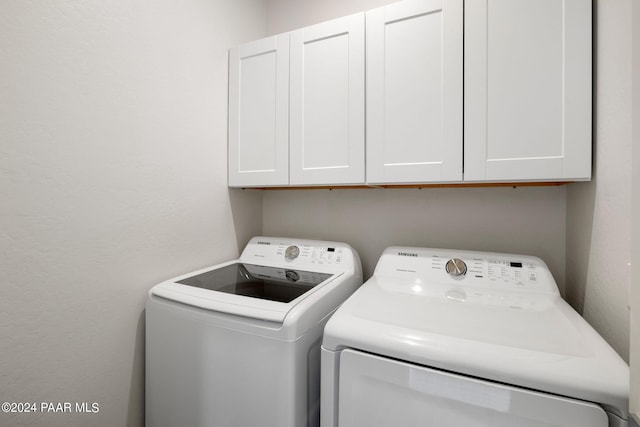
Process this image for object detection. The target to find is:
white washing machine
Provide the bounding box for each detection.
[321,247,630,427]
[146,236,362,427]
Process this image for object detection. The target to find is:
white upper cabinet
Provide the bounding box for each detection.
[366,0,463,184]
[228,34,289,187]
[464,0,592,182]
[228,0,591,187]
[289,14,366,185]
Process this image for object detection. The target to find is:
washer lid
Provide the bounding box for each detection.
[323,275,630,418]
[176,262,331,303]
[151,260,338,323]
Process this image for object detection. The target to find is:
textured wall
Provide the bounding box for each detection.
[565,0,632,362]
[263,187,566,292]
[0,1,264,426]
[266,0,395,34]
[266,0,634,364]
[630,0,639,421]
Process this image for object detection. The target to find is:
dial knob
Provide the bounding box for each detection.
[285,270,300,282]
[445,258,467,277]
[285,245,300,261]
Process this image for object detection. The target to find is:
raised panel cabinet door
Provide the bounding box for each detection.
[366,0,463,184]
[228,34,289,187]
[464,0,592,182]
[289,14,365,186]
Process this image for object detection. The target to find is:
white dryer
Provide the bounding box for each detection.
[146,236,362,427]
[321,247,629,427]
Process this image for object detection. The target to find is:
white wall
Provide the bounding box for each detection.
[565,0,632,362]
[263,0,567,291]
[0,1,264,426]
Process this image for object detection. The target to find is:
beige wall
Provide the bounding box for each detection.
[263,0,567,291]
[0,1,264,426]
[267,0,395,34]
[631,0,639,422]
[1,1,634,426]
[263,187,567,287]
[565,0,632,362]
[265,0,633,364]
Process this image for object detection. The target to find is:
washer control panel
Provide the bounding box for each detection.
[240,237,357,273]
[278,243,344,265]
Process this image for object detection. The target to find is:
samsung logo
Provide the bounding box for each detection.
[257,241,271,245]
[398,252,418,257]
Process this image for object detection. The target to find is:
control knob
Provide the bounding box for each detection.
[285,270,300,282]
[445,258,467,277]
[285,245,300,261]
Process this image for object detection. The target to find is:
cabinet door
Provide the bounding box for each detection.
[228,34,289,187]
[367,0,463,184]
[289,14,365,185]
[464,0,592,182]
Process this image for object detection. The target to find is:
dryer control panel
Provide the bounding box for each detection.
[374,247,557,295]
[439,256,540,286]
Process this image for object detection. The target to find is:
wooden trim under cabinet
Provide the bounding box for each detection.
[242,182,574,190]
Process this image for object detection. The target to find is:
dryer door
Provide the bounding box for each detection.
[338,349,608,427]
